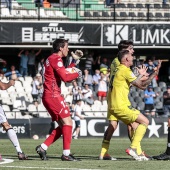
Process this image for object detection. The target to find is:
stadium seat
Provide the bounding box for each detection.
[138,12,146,18]
[102,11,110,17]
[137,102,145,111]
[93,11,101,17]
[131,91,138,98]
[110,12,119,18]
[129,12,137,18]
[134,96,143,104]
[136,3,144,8]
[2,104,10,112]
[155,12,163,18]
[119,12,128,18]
[159,81,167,88]
[115,3,126,8]
[131,101,137,108]
[154,87,161,93]
[162,4,169,9]
[84,11,92,17]
[127,3,135,8]
[164,13,170,18]
[155,101,163,110]
[154,4,162,8]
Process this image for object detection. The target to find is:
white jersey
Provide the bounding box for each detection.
[31,80,40,95]
[74,105,82,121]
[98,77,107,92]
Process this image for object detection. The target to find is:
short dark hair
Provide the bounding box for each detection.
[53,39,68,53]
[118,40,133,51]
[117,50,130,62]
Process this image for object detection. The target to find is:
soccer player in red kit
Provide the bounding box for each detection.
[36,38,83,161]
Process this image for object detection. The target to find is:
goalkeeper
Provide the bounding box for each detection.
[35,38,83,161]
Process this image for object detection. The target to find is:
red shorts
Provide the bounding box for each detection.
[42,95,70,121]
[98,91,107,97]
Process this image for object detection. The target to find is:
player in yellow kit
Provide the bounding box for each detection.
[108,50,161,161]
[99,40,135,160]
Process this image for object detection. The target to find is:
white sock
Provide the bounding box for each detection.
[63,149,70,156]
[41,143,48,151]
[7,128,22,153]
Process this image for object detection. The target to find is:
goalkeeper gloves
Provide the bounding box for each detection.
[71,50,83,65]
[72,67,82,78]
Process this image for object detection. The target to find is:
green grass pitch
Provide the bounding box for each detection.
[0,138,170,170]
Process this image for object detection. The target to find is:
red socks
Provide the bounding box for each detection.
[62,125,72,150]
[44,126,62,147]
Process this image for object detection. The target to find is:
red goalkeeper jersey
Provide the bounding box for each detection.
[43,53,78,98]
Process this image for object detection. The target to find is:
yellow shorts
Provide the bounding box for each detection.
[108,106,140,125]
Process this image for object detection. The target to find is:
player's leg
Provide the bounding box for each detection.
[99,120,118,160]
[0,106,27,160]
[73,121,80,139]
[152,118,170,160]
[128,113,149,160]
[2,122,28,160]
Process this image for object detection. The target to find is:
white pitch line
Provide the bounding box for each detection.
[0,166,101,170]
[0,159,14,164]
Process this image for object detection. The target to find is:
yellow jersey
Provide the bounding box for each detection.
[109,57,120,90]
[110,64,137,111]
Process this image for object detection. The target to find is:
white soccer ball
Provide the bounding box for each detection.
[32,134,39,140]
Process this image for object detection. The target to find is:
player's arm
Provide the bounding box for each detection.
[51,58,79,82]
[0,80,15,90]
[132,61,162,90]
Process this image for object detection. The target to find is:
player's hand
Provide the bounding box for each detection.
[72,67,82,78]
[9,79,15,86]
[137,64,148,76]
[154,60,162,72]
[71,50,83,65]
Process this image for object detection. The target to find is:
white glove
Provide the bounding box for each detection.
[72,67,82,78]
[71,50,83,65]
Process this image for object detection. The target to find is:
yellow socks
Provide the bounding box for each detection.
[100,140,110,157]
[130,124,147,155]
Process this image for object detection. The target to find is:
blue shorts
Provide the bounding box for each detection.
[75,120,80,128]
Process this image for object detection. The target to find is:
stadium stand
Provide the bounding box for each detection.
[0,0,169,21]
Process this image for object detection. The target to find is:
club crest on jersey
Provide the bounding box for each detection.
[65,110,68,114]
[57,61,63,67]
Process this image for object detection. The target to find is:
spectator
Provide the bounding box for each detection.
[82,84,94,106]
[97,72,109,103]
[4,65,22,80]
[43,0,51,8]
[72,99,84,139]
[31,73,43,108]
[5,0,12,14]
[144,85,158,117]
[132,56,144,76]
[18,50,29,77]
[163,86,170,117]
[83,69,93,90]
[93,69,101,94]
[84,51,95,74]
[37,57,45,75]
[28,49,42,78]
[145,59,158,87]
[70,80,82,104]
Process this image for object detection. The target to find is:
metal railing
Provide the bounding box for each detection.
[0,2,169,21]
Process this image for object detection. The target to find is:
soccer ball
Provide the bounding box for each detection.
[32,134,39,140]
